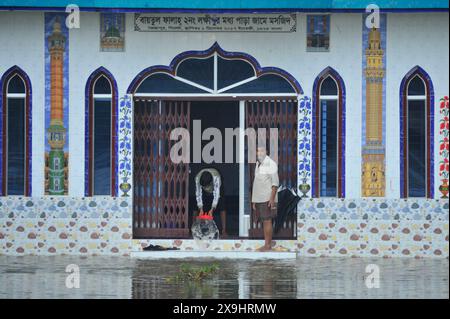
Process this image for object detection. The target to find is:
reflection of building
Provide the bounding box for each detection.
[46,19,67,195]
[362,27,385,197]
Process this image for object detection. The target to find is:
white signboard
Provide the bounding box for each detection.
[134,13,297,33]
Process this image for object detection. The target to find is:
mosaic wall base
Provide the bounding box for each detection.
[295,199,448,257]
[1,197,448,258]
[0,197,132,256]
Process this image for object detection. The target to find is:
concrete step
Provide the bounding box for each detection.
[130,250,297,260]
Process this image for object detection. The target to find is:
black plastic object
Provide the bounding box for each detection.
[274,188,301,234]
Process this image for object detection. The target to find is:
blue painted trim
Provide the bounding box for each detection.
[85,67,119,197]
[127,41,303,94]
[0,7,448,13]
[311,66,346,198]
[1,7,449,13]
[399,65,434,199]
[0,0,448,10]
[0,65,32,197]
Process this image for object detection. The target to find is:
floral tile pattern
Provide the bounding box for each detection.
[298,96,312,196]
[118,95,133,197]
[439,96,449,199]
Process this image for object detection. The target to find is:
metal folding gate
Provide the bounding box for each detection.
[133,98,297,239]
[133,99,190,238]
[246,100,298,239]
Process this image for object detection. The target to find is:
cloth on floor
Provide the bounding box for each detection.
[143,244,180,251]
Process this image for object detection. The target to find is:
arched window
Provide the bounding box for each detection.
[127,42,302,95]
[312,67,345,198]
[1,66,32,196]
[400,66,434,198]
[85,68,117,196]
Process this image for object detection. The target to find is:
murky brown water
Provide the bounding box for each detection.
[0,256,448,299]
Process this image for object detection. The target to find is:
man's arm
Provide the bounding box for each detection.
[195,174,203,212]
[268,163,279,208]
[210,175,221,213]
[268,186,278,208]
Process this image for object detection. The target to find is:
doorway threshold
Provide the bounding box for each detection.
[130,250,297,260]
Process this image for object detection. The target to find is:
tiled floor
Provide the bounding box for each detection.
[0,255,448,299]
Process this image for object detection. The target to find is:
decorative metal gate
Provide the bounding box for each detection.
[246,99,298,239]
[133,99,190,238]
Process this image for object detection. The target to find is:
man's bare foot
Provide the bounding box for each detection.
[221,232,228,239]
[257,245,272,252]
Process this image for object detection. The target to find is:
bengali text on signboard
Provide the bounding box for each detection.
[134,13,297,33]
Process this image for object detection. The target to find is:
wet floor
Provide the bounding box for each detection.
[0,256,448,299]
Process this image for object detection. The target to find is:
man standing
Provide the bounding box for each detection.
[252,147,279,251]
[194,168,227,237]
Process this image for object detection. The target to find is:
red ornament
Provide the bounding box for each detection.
[197,214,213,220]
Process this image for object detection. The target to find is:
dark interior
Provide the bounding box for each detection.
[188,101,240,238]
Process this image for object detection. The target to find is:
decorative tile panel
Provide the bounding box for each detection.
[298,96,312,197]
[361,14,387,197]
[45,13,70,195]
[0,197,132,256]
[100,13,125,52]
[118,95,133,197]
[438,96,449,198]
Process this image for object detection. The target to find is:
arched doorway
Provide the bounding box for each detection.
[128,43,302,239]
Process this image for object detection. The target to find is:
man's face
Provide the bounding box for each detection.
[257,148,267,162]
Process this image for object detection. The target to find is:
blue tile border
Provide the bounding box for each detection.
[0,3,449,12]
[118,95,132,197]
[298,96,312,195]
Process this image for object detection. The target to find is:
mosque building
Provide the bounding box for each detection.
[0,0,448,257]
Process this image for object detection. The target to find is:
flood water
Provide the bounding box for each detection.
[0,256,448,299]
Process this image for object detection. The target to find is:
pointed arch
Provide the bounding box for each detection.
[0,65,32,196]
[127,42,303,95]
[311,67,346,198]
[400,66,434,198]
[85,67,118,196]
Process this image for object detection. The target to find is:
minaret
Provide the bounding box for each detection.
[362,27,385,197]
[47,18,66,195]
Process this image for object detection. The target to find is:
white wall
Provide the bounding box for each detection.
[0,11,45,196]
[386,13,449,198]
[0,11,448,198]
[69,12,364,197]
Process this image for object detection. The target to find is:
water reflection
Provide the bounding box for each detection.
[0,256,448,299]
[131,259,297,299]
[243,262,297,299]
[0,256,132,299]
